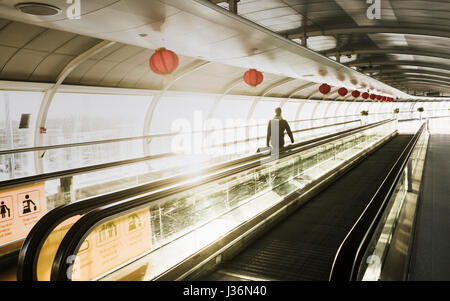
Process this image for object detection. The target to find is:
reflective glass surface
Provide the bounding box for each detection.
[63,120,397,280]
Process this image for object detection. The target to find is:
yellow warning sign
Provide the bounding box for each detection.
[71,208,152,281]
[0,183,47,246]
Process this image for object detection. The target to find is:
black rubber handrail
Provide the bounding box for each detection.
[18,118,378,281]
[49,119,394,281]
[329,122,426,281]
[1,119,360,190]
[16,150,263,281]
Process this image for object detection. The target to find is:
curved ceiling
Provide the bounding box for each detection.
[0,17,321,98]
[238,0,449,97]
[0,0,448,100]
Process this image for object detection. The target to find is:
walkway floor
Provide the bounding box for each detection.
[408,134,450,280]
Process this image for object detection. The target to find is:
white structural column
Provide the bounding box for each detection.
[324,87,341,100]
[293,101,307,126]
[308,101,322,127]
[310,87,339,100]
[142,60,212,156]
[206,76,245,119]
[288,82,317,99]
[244,78,296,140]
[246,77,295,121]
[267,78,296,108]
[306,90,320,99]
[322,101,335,119]
[343,93,353,101]
[333,101,346,123]
[290,83,319,127]
[34,40,117,174]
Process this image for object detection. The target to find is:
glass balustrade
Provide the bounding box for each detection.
[29,119,363,280]
[55,120,397,281]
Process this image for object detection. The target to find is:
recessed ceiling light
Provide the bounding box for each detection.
[15,2,62,16]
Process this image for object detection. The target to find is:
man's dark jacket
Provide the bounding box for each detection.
[266,116,294,148]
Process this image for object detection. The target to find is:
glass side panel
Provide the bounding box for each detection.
[313,102,329,119]
[65,121,397,281]
[280,102,298,121]
[252,100,283,120]
[0,91,43,180]
[360,125,429,281]
[211,96,253,120]
[46,93,151,144]
[0,91,42,150]
[149,94,215,134]
[1,119,363,255]
[297,103,317,120]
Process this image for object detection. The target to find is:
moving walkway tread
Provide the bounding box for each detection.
[203,134,414,281]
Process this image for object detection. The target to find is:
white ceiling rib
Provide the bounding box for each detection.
[0,0,410,98]
[0,0,448,100]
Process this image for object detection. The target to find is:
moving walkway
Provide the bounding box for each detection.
[203,135,412,281]
[0,117,360,280]
[21,119,414,281]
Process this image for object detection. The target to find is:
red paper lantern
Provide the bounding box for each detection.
[352,91,361,98]
[382,96,387,101]
[362,92,369,99]
[243,69,263,87]
[319,83,331,95]
[149,48,179,75]
[370,94,376,100]
[376,95,382,100]
[338,87,348,97]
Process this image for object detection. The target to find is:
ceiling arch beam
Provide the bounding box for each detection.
[246,77,297,121]
[398,82,450,89]
[165,59,212,89]
[396,87,449,95]
[206,75,246,120]
[34,40,117,174]
[322,48,450,61]
[288,82,318,98]
[377,74,450,83]
[261,78,296,97]
[384,78,450,87]
[142,59,211,156]
[384,77,450,85]
[307,87,336,100]
[349,61,450,72]
[394,83,450,92]
[284,26,450,40]
[316,87,339,100]
[361,68,450,80]
[373,70,450,80]
[361,66,450,74]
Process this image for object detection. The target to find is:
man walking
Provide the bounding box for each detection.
[266,107,294,151]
